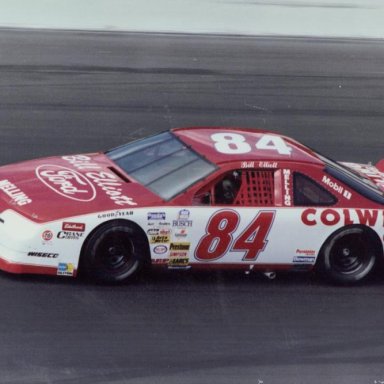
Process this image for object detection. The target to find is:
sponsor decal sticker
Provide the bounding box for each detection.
[152,258,169,265]
[172,219,193,227]
[322,175,351,200]
[169,251,189,268]
[97,211,134,219]
[0,179,32,206]
[174,228,188,238]
[57,231,84,240]
[148,212,166,220]
[259,161,278,169]
[150,235,171,244]
[42,230,54,241]
[170,242,191,251]
[148,221,171,227]
[63,156,138,206]
[85,171,137,206]
[283,169,292,206]
[36,165,96,202]
[301,208,379,227]
[178,209,190,220]
[153,245,168,254]
[169,251,188,258]
[296,249,316,256]
[28,252,59,258]
[62,222,85,232]
[293,256,316,264]
[57,262,75,276]
[173,209,192,227]
[147,228,160,235]
[37,165,137,206]
[241,161,255,169]
[62,155,101,171]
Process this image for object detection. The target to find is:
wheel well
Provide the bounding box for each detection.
[318,224,383,262]
[79,219,151,272]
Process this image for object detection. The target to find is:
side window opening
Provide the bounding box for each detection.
[233,170,274,206]
[294,172,337,206]
[214,171,242,205]
[194,169,275,206]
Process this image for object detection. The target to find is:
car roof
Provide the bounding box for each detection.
[171,127,323,166]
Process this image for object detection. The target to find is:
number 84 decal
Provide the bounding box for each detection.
[195,210,276,262]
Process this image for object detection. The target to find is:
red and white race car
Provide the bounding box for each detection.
[0,127,383,284]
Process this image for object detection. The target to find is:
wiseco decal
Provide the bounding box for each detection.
[301,208,380,227]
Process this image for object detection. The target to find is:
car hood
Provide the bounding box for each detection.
[0,153,160,222]
[341,161,384,192]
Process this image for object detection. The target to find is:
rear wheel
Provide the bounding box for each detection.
[319,227,378,284]
[82,221,147,283]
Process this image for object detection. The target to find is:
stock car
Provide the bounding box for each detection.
[0,127,383,284]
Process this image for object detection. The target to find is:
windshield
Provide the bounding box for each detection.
[315,153,384,204]
[106,132,217,200]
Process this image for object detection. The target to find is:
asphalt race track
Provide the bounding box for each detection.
[1,29,384,384]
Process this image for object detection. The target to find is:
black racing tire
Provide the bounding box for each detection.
[81,221,148,283]
[319,226,378,284]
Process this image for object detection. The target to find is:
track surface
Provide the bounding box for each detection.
[1,29,384,383]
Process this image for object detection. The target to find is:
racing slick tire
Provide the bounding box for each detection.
[81,221,148,283]
[318,226,379,284]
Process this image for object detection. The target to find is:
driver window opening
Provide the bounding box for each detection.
[194,169,275,206]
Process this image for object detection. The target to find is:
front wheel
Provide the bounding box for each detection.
[81,222,147,283]
[319,227,378,284]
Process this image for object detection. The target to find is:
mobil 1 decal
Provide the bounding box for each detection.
[195,209,275,262]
